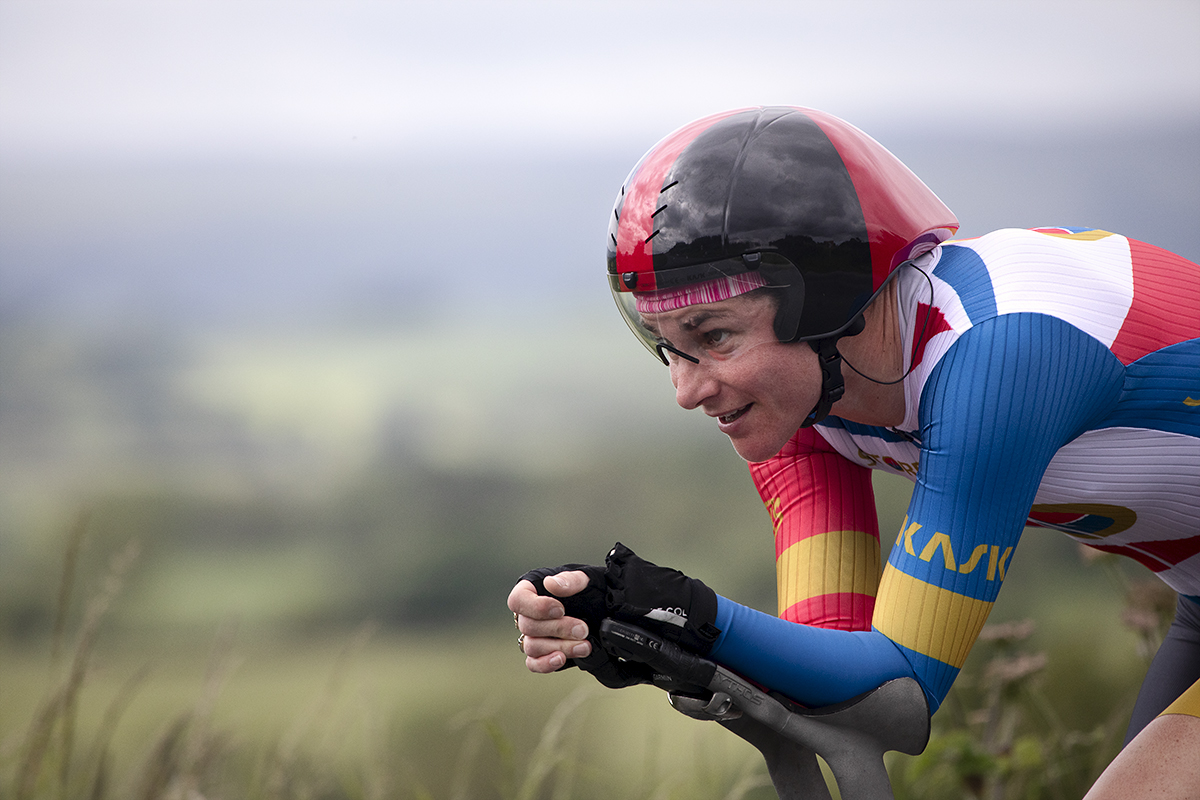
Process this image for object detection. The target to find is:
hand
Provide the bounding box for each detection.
[507,571,593,673]
[606,542,721,655]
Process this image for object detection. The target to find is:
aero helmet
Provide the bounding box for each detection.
[607,106,958,424]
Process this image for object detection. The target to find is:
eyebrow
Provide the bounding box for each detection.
[679,309,732,331]
[640,307,736,338]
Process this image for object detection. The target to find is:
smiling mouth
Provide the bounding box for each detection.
[719,404,751,424]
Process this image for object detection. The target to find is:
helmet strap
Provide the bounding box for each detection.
[798,314,865,428]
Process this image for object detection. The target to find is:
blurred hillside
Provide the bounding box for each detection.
[1,121,1198,637]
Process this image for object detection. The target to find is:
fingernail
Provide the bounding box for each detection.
[549,653,566,668]
[571,624,587,639]
[571,642,591,657]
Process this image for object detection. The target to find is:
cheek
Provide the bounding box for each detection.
[757,345,820,403]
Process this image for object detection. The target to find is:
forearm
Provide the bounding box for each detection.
[709,595,921,708]
[751,426,882,631]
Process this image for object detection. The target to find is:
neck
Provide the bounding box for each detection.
[831,282,907,427]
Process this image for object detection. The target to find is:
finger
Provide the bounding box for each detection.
[509,580,587,639]
[507,580,564,620]
[525,652,568,673]
[542,570,590,598]
[520,615,589,641]
[522,635,592,670]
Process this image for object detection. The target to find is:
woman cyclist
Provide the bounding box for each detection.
[508,106,1200,757]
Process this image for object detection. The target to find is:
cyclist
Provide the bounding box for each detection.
[509,106,1200,748]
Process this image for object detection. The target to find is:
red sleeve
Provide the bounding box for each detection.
[748,426,881,631]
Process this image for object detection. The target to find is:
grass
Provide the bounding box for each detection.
[0,523,770,799]
[0,516,1171,799]
[2,625,780,799]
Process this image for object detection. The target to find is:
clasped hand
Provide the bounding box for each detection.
[508,570,593,673]
[506,543,722,688]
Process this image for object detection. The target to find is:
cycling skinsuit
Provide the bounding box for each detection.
[1163,678,1200,719]
[706,228,1200,720]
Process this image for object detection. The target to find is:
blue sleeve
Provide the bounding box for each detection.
[707,313,1125,712]
[709,596,916,706]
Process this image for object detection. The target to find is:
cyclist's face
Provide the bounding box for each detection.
[640,293,820,462]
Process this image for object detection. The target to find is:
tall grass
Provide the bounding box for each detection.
[1,522,1171,799]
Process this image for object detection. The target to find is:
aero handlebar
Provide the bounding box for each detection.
[599,619,930,800]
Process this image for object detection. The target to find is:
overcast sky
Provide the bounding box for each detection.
[1,0,1197,332]
[1,0,1198,494]
[3,0,1198,161]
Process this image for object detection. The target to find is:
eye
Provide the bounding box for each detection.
[702,329,731,348]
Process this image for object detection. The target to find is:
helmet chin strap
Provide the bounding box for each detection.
[798,314,865,428]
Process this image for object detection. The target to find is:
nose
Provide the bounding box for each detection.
[671,357,719,410]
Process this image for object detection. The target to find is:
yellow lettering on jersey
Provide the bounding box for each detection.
[899,519,1011,582]
[920,532,957,571]
[896,517,921,557]
[765,497,783,533]
[857,447,918,475]
[998,546,1012,580]
[958,544,989,575]
[986,545,1013,581]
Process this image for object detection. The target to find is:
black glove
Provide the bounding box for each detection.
[519,563,654,689]
[604,542,721,656]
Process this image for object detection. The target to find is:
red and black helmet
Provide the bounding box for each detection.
[607,106,958,357]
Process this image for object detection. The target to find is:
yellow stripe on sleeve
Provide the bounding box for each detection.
[872,567,994,669]
[1162,679,1200,719]
[776,529,881,616]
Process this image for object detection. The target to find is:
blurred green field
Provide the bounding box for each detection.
[1,511,1163,799]
[0,612,1152,800]
[1,624,787,799]
[0,318,1177,798]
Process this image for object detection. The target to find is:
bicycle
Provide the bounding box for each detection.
[599,619,930,800]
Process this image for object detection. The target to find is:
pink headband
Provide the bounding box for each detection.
[634,272,768,314]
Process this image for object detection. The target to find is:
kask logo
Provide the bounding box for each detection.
[894,516,1012,581]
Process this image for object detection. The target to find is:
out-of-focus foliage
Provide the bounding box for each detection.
[0,528,1168,800]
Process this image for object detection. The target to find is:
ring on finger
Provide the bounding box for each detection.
[517,633,526,653]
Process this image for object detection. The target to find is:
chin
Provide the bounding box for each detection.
[728,435,788,464]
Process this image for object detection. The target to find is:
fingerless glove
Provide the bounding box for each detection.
[519,563,654,689]
[604,542,721,655]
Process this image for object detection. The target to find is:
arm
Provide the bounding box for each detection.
[1084,679,1200,799]
[749,426,881,631]
[711,313,1124,710]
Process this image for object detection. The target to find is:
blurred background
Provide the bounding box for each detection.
[1,1,1198,797]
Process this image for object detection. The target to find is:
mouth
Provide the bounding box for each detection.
[717,404,751,425]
